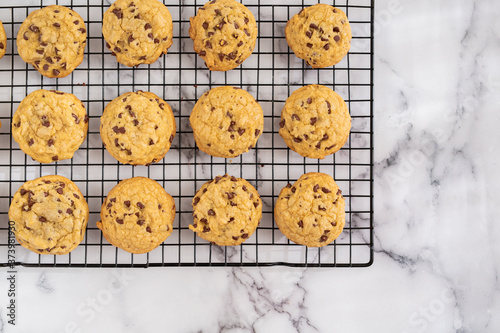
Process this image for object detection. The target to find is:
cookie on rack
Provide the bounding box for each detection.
[190,86,263,158]
[286,4,351,68]
[279,84,351,159]
[0,20,6,59]
[189,0,257,71]
[190,174,262,246]
[12,89,88,163]
[16,5,87,78]
[8,175,89,255]
[97,177,176,254]
[102,0,173,67]
[274,172,345,247]
[100,91,176,165]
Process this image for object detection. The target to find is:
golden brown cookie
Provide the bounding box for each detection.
[0,20,6,59]
[16,5,87,78]
[190,86,263,158]
[286,4,351,68]
[12,89,88,163]
[274,172,345,247]
[190,174,262,246]
[8,175,89,255]
[102,0,173,67]
[97,177,176,254]
[189,0,257,71]
[100,91,176,165]
[279,84,351,159]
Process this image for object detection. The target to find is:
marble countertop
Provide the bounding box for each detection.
[1,0,499,332]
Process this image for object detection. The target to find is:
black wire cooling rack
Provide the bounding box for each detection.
[0,0,374,267]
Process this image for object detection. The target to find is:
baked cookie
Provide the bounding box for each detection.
[102,0,173,67]
[190,86,263,158]
[16,5,87,78]
[12,89,88,163]
[97,177,176,254]
[100,91,176,165]
[8,175,89,255]
[189,0,257,71]
[274,172,345,247]
[286,4,351,68]
[190,174,262,246]
[0,20,6,59]
[279,84,351,159]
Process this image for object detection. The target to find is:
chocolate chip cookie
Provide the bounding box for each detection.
[190,174,262,246]
[190,86,263,158]
[16,5,87,78]
[97,177,176,254]
[8,175,89,255]
[279,84,351,159]
[189,0,257,71]
[274,172,345,247]
[12,89,88,163]
[0,20,6,59]
[100,91,176,165]
[286,4,351,68]
[102,0,173,67]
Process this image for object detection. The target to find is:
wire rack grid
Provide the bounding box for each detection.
[0,0,374,267]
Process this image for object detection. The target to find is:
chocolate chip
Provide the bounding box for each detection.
[217,22,225,30]
[230,201,237,207]
[30,25,40,33]
[47,139,54,147]
[52,69,60,76]
[318,205,326,211]
[207,209,215,216]
[66,208,73,214]
[219,53,225,61]
[112,8,122,19]
[306,43,313,48]
[322,134,329,141]
[72,113,81,124]
[244,17,249,24]
[193,197,200,205]
[228,52,236,60]
[116,218,124,224]
[241,233,249,239]
[112,126,126,134]
[292,114,300,121]
[244,29,250,36]
[123,200,130,208]
[53,23,60,28]
[226,192,235,200]
[315,142,321,149]
[208,32,214,37]
[334,35,340,42]
[133,119,139,126]
[56,187,63,194]
[291,187,296,193]
[307,97,312,104]
[73,193,80,199]
[293,137,302,143]
[313,184,319,192]
[333,27,340,33]
[139,56,146,60]
[231,176,237,182]
[145,226,151,233]
[205,41,212,49]
[52,155,59,161]
[232,236,239,241]
[137,202,145,209]
[306,31,312,38]
[202,22,209,29]
[279,119,285,128]
[84,115,89,123]
[237,128,245,136]
[43,64,49,71]
[27,138,34,146]
[147,33,153,39]
[298,221,303,228]
[215,176,222,183]
[253,202,259,208]
[331,221,337,227]
[39,217,47,222]
[324,44,330,50]
[320,235,328,242]
[203,226,210,233]
[309,23,318,30]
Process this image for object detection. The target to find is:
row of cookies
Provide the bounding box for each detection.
[12,84,350,163]
[8,172,345,255]
[0,0,351,76]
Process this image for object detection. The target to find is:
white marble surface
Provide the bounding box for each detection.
[1,0,499,332]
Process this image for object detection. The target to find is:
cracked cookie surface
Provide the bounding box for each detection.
[8,175,89,255]
[286,4,351,68]
[190,174,262,246]
[274,172,345,247]
[16,5,87,78]
[12,89,88,163]
[190,86,263,158]
[100,91,176,165]
[189,0,257,71]
[279,84,351,159]
[102,0,173,67]
[0,20,6,59]
[97,177,176,254]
